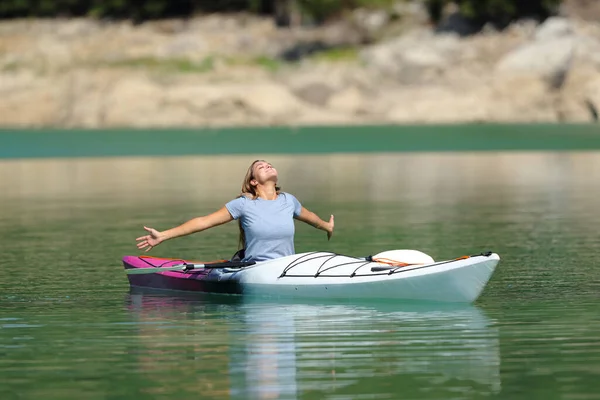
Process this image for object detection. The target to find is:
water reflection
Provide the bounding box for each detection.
[2,153,599,206]
[126,292,501,399]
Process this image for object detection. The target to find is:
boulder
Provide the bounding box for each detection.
[495,17,584,90]
[534,17,574,41]
[496,37,575,88]
[361,32,462,82]
[292,82,336,106]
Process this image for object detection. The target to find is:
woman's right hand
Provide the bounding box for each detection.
[136,226,164,252]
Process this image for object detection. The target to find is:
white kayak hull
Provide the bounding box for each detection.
[236,252,498,303]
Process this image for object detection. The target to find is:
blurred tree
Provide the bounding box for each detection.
[426,0,561,31]
[0,0,562,27]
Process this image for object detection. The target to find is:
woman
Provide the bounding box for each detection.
[136,160,335,262]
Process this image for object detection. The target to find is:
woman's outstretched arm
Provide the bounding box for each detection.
[295,207,334,241]
[136,206,233,252]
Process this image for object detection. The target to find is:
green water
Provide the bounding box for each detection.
[1,124,600,158]
[1,148,600,399]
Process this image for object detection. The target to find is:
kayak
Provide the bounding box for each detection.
[122,250,500,303]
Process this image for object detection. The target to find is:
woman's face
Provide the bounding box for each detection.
[251,161,278,186]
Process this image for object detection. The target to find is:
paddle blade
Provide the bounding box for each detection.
[372,249,434,265]
[125,265,189,275]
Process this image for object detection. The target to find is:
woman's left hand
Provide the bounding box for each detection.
[325,215,334,241]
[297,207,335,241]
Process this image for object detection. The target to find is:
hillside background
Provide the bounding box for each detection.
[1,0,600,128]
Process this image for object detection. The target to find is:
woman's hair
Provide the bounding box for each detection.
[238,160,281,250]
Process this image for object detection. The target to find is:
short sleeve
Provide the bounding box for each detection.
[225,196,246,220]
[286,193,302,217]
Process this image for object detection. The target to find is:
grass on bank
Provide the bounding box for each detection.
[102,56,216,73]
[0,46,361,75]
[308,47,360,62]
[99,46,360,74]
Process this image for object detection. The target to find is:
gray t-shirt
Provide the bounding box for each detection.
[225,192,302,262]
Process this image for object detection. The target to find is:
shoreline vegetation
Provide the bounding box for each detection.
[1,0,600,128]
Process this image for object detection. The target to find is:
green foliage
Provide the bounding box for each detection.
[0,0,397,21]
[426,0,561,29]
[297,0,396,23]
[252,55,281,71]
[0,0,562,27]
[0,0,87,17]
[101,55,284,73]
[310,46,358,62]
[89,0,168,21]
[0,0,259,19]
[104,56,215,73]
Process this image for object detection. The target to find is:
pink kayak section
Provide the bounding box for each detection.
[123,255,243,294]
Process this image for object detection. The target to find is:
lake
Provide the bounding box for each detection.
[1,128,600,399]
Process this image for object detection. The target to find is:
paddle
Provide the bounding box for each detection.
[125,260,256,275]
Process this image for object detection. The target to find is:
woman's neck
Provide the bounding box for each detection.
[256,184,278,200]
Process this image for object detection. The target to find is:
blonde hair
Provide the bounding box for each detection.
[238,160,281,250]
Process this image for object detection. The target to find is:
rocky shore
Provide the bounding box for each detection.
[1,6,600,128]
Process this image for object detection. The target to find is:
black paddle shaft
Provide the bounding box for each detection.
[183,261,256,271]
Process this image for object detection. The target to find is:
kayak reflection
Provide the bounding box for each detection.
[127,291,501,399]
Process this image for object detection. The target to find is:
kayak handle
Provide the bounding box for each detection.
[200,261,256,269]
[370,266,395,272]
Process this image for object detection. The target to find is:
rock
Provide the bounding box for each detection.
[436,12,480,36]
[534,17,574,41]
[488,76,558,122]
[505,19,540,38]
[292,82,336,106]
[496,37,575,89]
[352,8,390,37]
[103,77,186,127]
[237,83,308,116]
[561,0,600,22]
[327,87,364,114]
[0,70,37,92]
[292,110,364,125]
[54,19,100,39]
[0,73,62,126]
[4,14,600,127]
[392,1,430,25]
[385,87,490,123]
[575,35,600,69]
[361,32,462,82]
[585,77,600,121]
[385,74,563,123]
[159,33,208,58]
[361,41,397,76]
[494,17,580,90]
[164,82,313,125]
[58,71,119,128]
[35,36,74,70]
[402,44,448,68]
